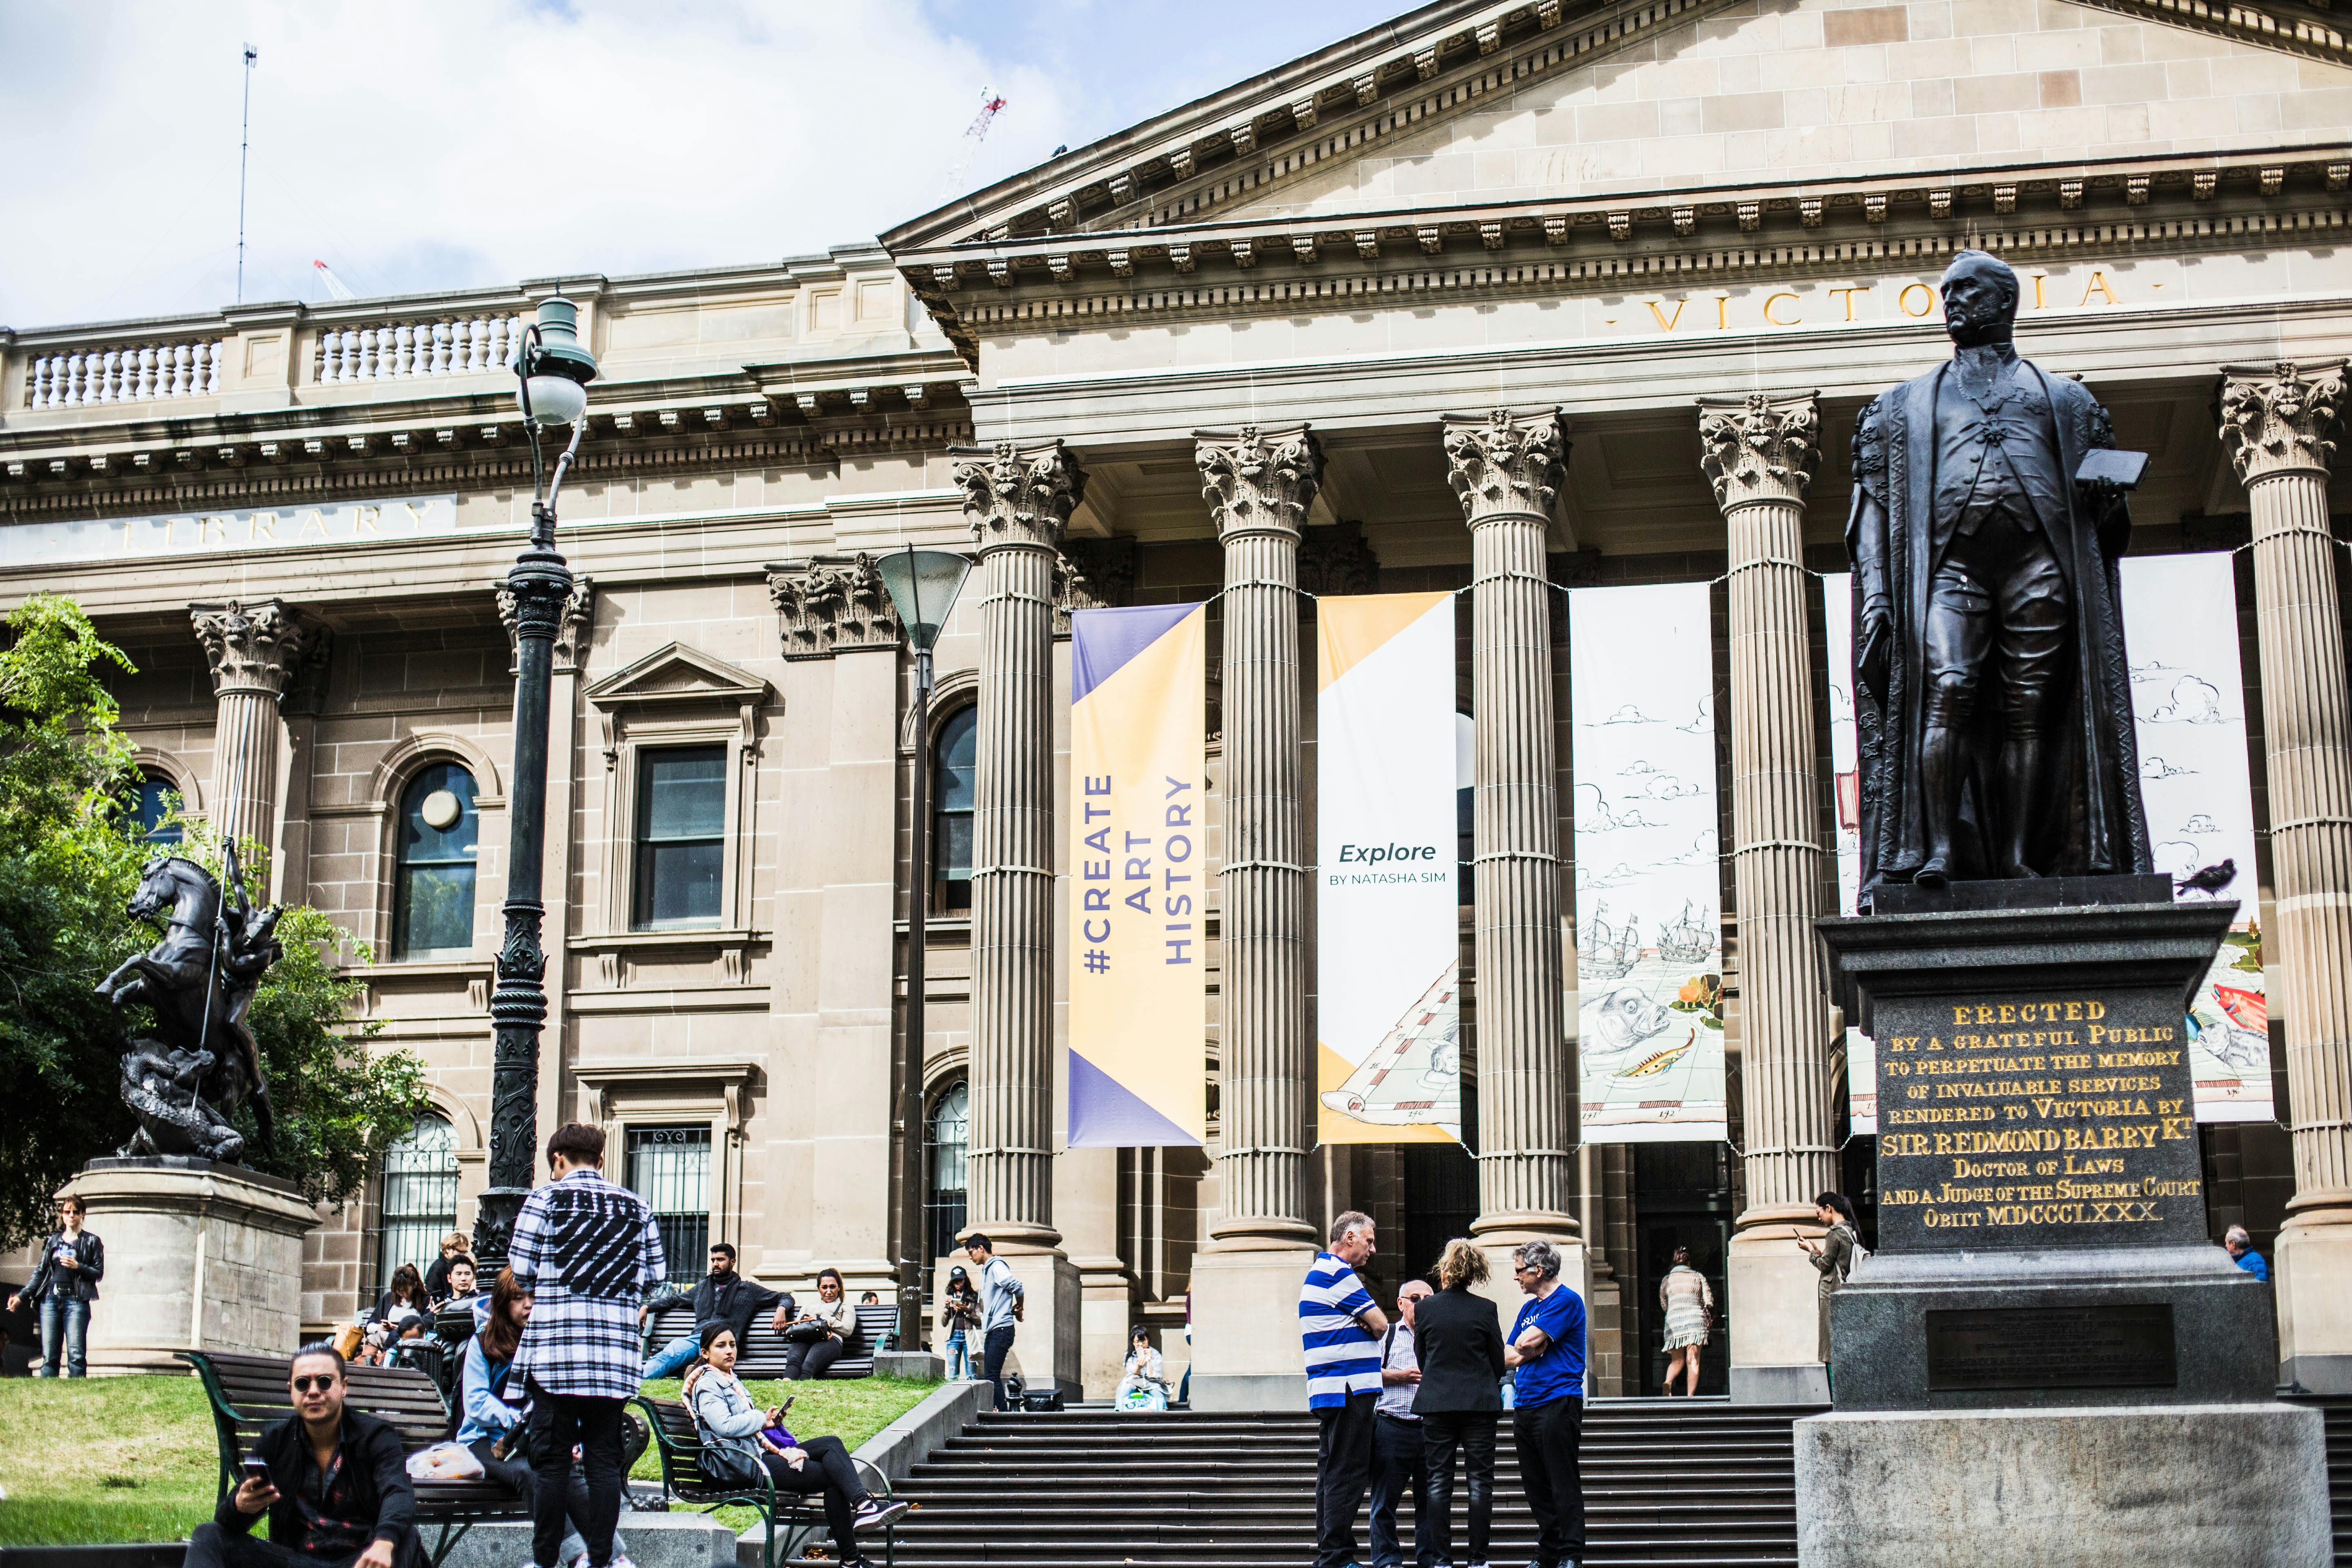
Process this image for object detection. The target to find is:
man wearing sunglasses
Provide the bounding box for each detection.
[185,1345,416,1568]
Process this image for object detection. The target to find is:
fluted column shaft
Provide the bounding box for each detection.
[190,599,321,861]
[2222,365,2352,1216]
[1700,393,1838,1217]
[953,441,1086,1247]
[1442,410,1577,1237]
[1200,425,1321,1245]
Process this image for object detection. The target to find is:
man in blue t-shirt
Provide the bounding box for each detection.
[2225,1225,2270,1282]
[1300,1212,1390,1568]
[1505,1240,1586,1568]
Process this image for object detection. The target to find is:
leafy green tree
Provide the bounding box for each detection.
[0,594,428,1247]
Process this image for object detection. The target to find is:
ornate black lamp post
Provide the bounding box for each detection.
[473,298,599,1274]
[875,546,972,1352]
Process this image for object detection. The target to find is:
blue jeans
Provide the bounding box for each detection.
[642,1332,701,1381]
[39,1296,88,1378]
[943,1328,971,1380]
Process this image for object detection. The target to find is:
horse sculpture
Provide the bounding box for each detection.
[95,845,281,1164]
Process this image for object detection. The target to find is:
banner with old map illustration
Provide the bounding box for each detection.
[1822,573,1876,1133]
[1066,603,1208,1147]
[1317,592,1461,1145]
[2117,552,2271,1122]
[1570,582,1726,1143]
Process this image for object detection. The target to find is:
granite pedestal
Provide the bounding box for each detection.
[68,1157,316,1374]
[1797,882,2331,1564]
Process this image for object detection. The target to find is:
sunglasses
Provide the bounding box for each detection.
[291,1375,339,1393]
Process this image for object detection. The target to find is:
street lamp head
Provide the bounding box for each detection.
[517,296,598,424]
[876,546,973,653]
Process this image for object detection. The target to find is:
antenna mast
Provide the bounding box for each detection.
[940,85,1007,199]
[236,43,258,303]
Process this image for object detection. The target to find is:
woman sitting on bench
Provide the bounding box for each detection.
[458,1270,628,1568]
[778,1268,857,1380]
[686,1323,906,1563]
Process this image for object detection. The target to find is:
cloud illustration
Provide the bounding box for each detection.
[1663,830,1721,866]
[1640,774,1703,801]
[1676,699,1714,735]
[1575,861,1641,890]
[1592,704,1654,726]
[2140,756,2194,780]
[2130,659,2176,682]
[2147,675,2227,725]
[1621,760,1659,776]
[1827,681,1855,727]
[2154,841,2200,877]
[2181,813,2220,835]
[1575,782,1658,832]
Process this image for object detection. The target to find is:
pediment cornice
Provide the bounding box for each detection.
[585,640,770,710]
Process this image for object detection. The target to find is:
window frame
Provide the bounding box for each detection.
[625,1123,715,1291]
[923,1077,969,1260]
[631,743,729,931]
[392,762,481,958]
[930,704,978,915]
[374,1112,459,1299]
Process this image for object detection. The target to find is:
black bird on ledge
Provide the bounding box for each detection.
[2174,858,2238,897]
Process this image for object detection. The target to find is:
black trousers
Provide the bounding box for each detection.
[782,1335,845,1380]
[981,1323,1017,1410]
[760,1434,868,1560]
[470,1438,608,1560]
[1365,1412,1430,1568]
[523,1377,626,1568]
[185,1524,412,1568]
[1420,1410,1497,1566]
[1313,1391,1377,1568]
[1512,1396,1584,1565]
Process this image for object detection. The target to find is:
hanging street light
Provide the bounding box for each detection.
[875,545,974,1354]
[473,296,599,1273]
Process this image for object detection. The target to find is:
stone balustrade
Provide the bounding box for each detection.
[24,339,226,409]
[312,314,526,384]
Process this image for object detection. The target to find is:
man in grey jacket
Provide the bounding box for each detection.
[963,1234,1025,1410]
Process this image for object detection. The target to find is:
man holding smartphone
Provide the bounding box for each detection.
[185,1345,416,1568]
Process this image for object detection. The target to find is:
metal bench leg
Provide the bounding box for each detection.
[424,1519,472,1568]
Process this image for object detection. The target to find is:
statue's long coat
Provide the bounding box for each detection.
[1846,360,2152,895]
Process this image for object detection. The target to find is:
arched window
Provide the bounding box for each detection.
[376,1114,458,1295]
[395,764,479,958]
[130,771,184,844]
[932,707,978,914]
[924,1079,969,1258]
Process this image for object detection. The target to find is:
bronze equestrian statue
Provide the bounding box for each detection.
[1847,249,2152,897]
[95,844,281,1163]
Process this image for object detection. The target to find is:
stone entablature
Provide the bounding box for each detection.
[765,553,903,658]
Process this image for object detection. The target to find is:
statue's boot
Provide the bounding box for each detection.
[1996,730,2045,879]
[1917,722,1959,886]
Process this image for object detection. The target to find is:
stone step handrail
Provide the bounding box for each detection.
[312,313,527,383]
[24,339,226,409]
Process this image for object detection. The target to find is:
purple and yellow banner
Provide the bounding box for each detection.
[1067,603,1208,1147]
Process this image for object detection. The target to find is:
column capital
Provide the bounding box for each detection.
[952,439,1087,554]
[1441,407,1566,523]
[764,554,904,659]
[497,575,596,673]
[2220,361,2345,484]
[189,599,323,699]
[1697,391,1821,512]
[1196,423,1323,541]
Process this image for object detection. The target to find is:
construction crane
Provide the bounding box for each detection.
[312,261,357,301]
[940,85,1008,199]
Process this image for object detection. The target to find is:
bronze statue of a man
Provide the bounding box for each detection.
[1848,250,2150,894]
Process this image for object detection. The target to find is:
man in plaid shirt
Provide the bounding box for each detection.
[508,1123,665,1568]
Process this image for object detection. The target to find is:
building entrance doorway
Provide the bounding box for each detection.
[1631,1143,1733,1396]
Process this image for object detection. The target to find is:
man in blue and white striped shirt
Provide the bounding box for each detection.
[1302,1212,1389,1568]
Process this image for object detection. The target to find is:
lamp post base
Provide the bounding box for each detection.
[472,1185,530,1278]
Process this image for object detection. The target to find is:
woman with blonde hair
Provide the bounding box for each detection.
[1409,1239,1506,1568]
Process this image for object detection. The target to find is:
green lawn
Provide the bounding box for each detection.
[0,1374,935,1546]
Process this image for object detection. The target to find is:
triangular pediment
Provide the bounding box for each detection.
[586,641,769,710]
[882,0,2352,256]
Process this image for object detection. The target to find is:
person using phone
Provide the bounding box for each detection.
[7,1194,102,1379]
[185,1345,415,1568]
[779,1269,857,1381]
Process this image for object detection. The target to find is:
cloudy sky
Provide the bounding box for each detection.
[0,0,1399,330]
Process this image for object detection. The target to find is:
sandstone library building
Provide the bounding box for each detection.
[4,0,2350,1407]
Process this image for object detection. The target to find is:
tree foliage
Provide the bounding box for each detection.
[0,594,428,1247]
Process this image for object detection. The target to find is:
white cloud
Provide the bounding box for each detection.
[2147,675,2227,725]
[2140,756,2194,780]
[2181,813,2219,834]
[1591,704,1653,726]
[1677,699,1714,734]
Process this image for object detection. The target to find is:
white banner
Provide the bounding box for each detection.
[2118,553,2272,1122]
[1822,572,1876,1134]
[1570,582,1726,1143]
[1316,592,1462,1145]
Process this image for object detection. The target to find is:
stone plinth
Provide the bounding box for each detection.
[71,1158,317,1374]
[1795,1403,2331,1567]
[1185,1240,1316,1411]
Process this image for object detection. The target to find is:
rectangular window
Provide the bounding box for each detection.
[634,745,726,929]
[626,1125,712,1290]
[376,1118,459,1297]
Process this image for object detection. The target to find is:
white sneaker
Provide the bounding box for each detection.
[851,1498,910,1532]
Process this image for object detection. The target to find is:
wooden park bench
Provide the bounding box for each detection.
[183,1350,528,1568]
[633,1394,898,1568]
[640,1301,898,1381]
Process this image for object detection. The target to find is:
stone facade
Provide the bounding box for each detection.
[4,0,2351,1400]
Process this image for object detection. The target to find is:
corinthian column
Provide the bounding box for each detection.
[1188,423,1323,1411]
[190,599,322,864]
[2219,361,2352,1394]
[1697,391,1838,1405]
[1440,410,1581,1276]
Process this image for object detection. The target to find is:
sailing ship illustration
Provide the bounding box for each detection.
[1577,901,1642,981]
[1656,900,1715,965]
[1320,965,1461,1129]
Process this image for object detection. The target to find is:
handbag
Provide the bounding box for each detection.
[782,1319,830,1344]
[697,1441,764,1490]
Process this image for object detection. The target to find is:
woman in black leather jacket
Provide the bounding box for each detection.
[7,1194,103,1378]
